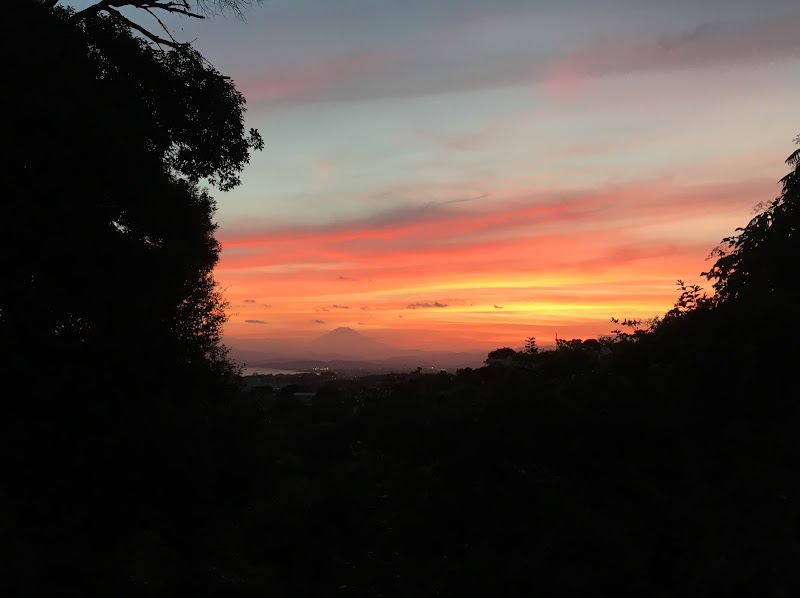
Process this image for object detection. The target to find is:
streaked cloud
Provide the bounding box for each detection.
[218,173,781,348]
[408,301,449,309]
[543,17,800,99]
[227,11,800,105]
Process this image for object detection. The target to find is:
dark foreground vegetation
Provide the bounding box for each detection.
[4,1,800,595]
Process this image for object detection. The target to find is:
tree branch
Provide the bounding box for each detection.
[106,6,189,49]
[70,1,205,23]
[134,1,206,19]
[67,1,258,49]
[70,1,114,21]
[155,6,205,18]
[143,7,181,45]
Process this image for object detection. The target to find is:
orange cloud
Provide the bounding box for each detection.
[217,176,774,349]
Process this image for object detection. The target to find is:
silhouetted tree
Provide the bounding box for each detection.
[703,135,800,309]
[2,4,264,591]
[609,316,659,342]
[641,136,800,380]
[3,1,263,380]
[485,347,519,365]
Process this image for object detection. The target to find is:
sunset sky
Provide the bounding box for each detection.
[71,0,800,351]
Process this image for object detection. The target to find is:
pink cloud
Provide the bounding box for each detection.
[220,177,771,255]
[216,177,771,302]
[229,15,800,105]
[237,53,381,104]
[542,17,800,99]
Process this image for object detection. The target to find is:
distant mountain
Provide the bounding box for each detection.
[228,327,487,372]
[310,327,394,359]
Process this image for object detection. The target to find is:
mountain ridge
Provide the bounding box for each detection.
[228,327,487,371]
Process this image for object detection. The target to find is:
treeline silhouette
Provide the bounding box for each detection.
[4,2,800,596]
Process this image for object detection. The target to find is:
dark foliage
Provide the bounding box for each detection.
[2,3,262,593]
[5,2,800,596]
[3,1,262,372]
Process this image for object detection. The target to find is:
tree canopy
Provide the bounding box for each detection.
[702,136,800,309]
[3,1,262,378]
[4,3,265,590]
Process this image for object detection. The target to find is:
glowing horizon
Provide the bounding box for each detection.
[215,175,784,351]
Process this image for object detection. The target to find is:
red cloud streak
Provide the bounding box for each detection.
[217,176,776,347]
